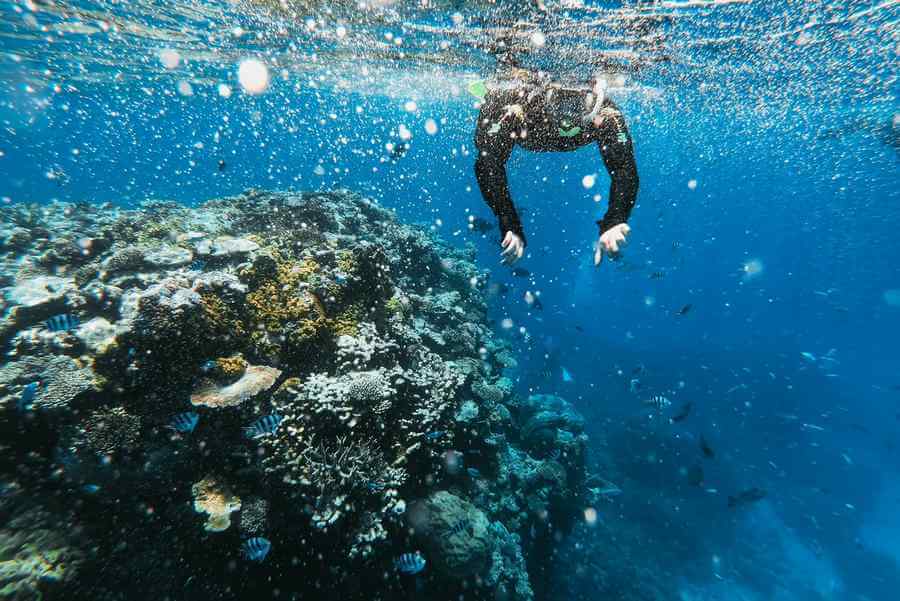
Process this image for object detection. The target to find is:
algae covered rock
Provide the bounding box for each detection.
[408,491,494,579]
[0,505,86,600]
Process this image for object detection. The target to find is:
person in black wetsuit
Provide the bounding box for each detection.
[473,75,639,265]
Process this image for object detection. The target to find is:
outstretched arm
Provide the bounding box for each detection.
[594,102,639,235]
[474,96,526,246]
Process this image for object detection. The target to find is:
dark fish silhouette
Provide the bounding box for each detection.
[670,402,693,423]
[699,434,715,459]
[574,325,584,332]
[390,142,409,160]
[511,267,530,278]
[44,314,79,332]
[189,259,206,272]
[728,487,767,509]
[218,159,226,171]
[686,464,704,487]
[468,217,494,233]
[242,537,272,561]
[676,304,692,316]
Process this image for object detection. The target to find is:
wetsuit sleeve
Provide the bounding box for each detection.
[594,102,639,235]
[474,94,526,245]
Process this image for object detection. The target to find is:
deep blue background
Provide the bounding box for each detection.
[1,7,899,594]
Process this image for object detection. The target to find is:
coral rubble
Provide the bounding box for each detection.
[0,189,594,601]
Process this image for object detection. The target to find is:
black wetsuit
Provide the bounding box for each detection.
[474,86,639,245]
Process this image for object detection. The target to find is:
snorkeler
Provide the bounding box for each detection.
[472,73,639,265]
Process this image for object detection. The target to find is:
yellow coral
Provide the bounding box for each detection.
[329,304,362,337]
[192,475,241,532]
[385,296,403,317]
[215,354,248,379]
[200,293,247,338]
[336,250,357,275]
[245,258,329,351]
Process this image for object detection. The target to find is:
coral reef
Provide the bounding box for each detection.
[0,495,87,600]
[0,189,596,601]
[192,475,242,532]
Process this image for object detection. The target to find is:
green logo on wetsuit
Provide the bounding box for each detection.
[558,126,582,138]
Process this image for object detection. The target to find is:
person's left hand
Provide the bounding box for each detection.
[593,223,631,266]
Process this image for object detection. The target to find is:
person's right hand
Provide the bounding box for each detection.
[593,223,631,266]
[500,231,525,264]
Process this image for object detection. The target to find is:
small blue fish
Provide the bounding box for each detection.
[81,484,101,494]
[467,467,482,479]
[446,520,468,537]
[242,537,271,562]
[424,430,446,441]
[200,360,217,373]
[189,259,206,272]
[395,551,426,575]
[643,395,671,410]
[17,382,40,412]
[367,481,386,493]
[562,367,574,383]
[243,413,283,439]
[44,313,79,332]
[334,272,348,284]
[170,411,199,434]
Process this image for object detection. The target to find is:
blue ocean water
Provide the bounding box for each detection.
[1,1,898,599]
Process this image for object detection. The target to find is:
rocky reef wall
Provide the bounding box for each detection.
[0,189,596,601]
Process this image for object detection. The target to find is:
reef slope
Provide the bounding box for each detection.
[0,189,593,601]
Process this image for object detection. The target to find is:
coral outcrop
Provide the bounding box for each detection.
[0,189,595,601]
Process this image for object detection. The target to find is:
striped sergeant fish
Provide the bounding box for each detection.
[395,551,426,575]
[170,411,199,434]
[243,413,283,439]
[44,314,79,332]
[242,537,271,562]
[643,395,671,410]
[446,520,468,537]
[17,382,40,412]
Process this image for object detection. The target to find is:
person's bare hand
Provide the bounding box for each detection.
[593,223,631,266]
[501,231,525,264]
